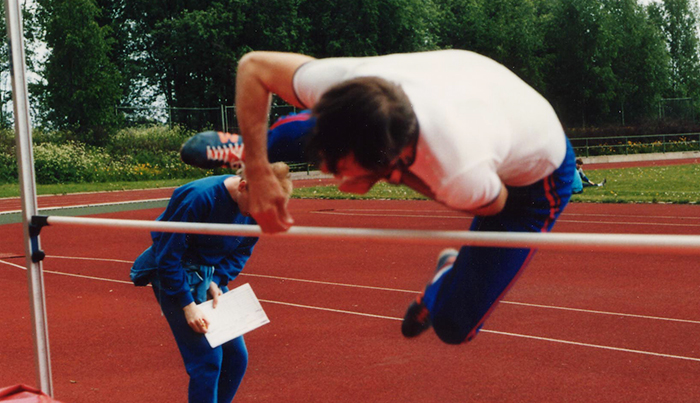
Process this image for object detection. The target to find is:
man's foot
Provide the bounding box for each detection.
[180,131,245,169]
[402,295,431,337]
[435,248,459,278]
[401,248,459,338]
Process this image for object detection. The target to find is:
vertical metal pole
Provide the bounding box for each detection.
[220,104,225,133]
[224,105,230,134]
[4,0,53,395]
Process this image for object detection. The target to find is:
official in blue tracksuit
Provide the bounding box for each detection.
[131,163,292,403]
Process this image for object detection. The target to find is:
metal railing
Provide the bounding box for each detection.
[570,132,700,157]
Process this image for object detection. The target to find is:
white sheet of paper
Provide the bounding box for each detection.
[198,283,270,348]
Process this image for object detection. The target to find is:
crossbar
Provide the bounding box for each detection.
[41,215,700,255]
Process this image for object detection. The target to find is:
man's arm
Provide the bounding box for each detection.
[235,51,315,233]
[401,171,507,216]
[469,183,508,216]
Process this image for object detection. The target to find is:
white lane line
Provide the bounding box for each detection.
[3,258,699,363]
[0,259,134,284]
[499,301,700,325]
[260,299,700,363]
[310,211,700,227]
[0,187,175,201]
[260,299,400,321]
[47,255,135,264]
[241,272,416,293]
[323,208,700,219]
[314,209,700,221]
[0,198,170,215]
[14,256,700,326]
[558,219,700,228]
[479,330,700,363]
[243,272,700,325]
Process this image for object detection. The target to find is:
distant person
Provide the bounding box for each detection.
[130,163,293,403]
[573,158,605,194]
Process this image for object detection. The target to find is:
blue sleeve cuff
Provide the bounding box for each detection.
[213,274,226,288]
[178,292,194,308]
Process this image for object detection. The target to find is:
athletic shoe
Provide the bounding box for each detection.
[435,248,459,276]
[180,131,244,169]
[401,295,431,338]
[598,178,607,187]
[401,248,459,338]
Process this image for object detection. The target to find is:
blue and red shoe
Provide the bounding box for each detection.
[401,248,459,338]
[180,131,244,169]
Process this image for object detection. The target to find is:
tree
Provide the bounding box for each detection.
[539,0,619,127]
[95,0,149,109]
[299,0,438,58]
[649,0,700,100]
[36,0,122,145]
[431,0,545,90]
[120,0,307,130]
[0,1,10,129]
[602,0,670,124]
[1,1,46,128]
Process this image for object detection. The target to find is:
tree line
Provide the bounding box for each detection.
[4,0,700,145]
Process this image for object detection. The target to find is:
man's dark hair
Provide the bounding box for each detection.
[306,76,419,174]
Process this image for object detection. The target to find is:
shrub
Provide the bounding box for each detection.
[107,125,194,155]
[0,128,14,155]
[33,141,108,184]
[0,152,17,183]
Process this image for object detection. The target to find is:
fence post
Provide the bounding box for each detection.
[221,105,226,133]
[662,134,666,153]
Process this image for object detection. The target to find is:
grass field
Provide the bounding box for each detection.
[0,164,698,204]
[293,164,700,204]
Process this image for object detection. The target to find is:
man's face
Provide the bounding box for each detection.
[237,181,251,216]
[320,153,400,194]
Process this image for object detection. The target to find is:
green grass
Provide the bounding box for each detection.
[568,164,700,204]
[1,164,698,204]
[293,182,427,200]
[294,164,700,204]
[0,178,198,198]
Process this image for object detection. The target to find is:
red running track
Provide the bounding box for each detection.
[1,191,699,402]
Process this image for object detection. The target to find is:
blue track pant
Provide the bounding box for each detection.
[153,285,248,403]
[422,138,576,344]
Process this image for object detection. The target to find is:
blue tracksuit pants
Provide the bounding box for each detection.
[422,138,576,344]
[153,284,248,403]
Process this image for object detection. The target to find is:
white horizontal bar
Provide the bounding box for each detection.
[41,215,700,255]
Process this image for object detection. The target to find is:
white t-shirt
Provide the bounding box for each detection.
[293,50,566,211]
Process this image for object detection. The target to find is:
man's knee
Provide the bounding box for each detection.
[184,346,223,378]
[432,315,480,345]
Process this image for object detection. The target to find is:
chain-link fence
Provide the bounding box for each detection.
[571,132,700,157]
[117,104,302,133]
[659,97,696,123]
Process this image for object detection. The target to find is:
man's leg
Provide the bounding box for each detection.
[180,111,314,169]
[404,139,576,344]
[153,285,224,403]
[216,336,248,403]
[422,217,540,344]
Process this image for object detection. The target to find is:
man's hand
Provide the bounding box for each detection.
[248,168,294,233]
[183,302,209,333]
[234,52,311,233]
[208,282,223,308]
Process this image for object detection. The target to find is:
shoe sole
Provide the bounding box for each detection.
[436,248,459,271]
